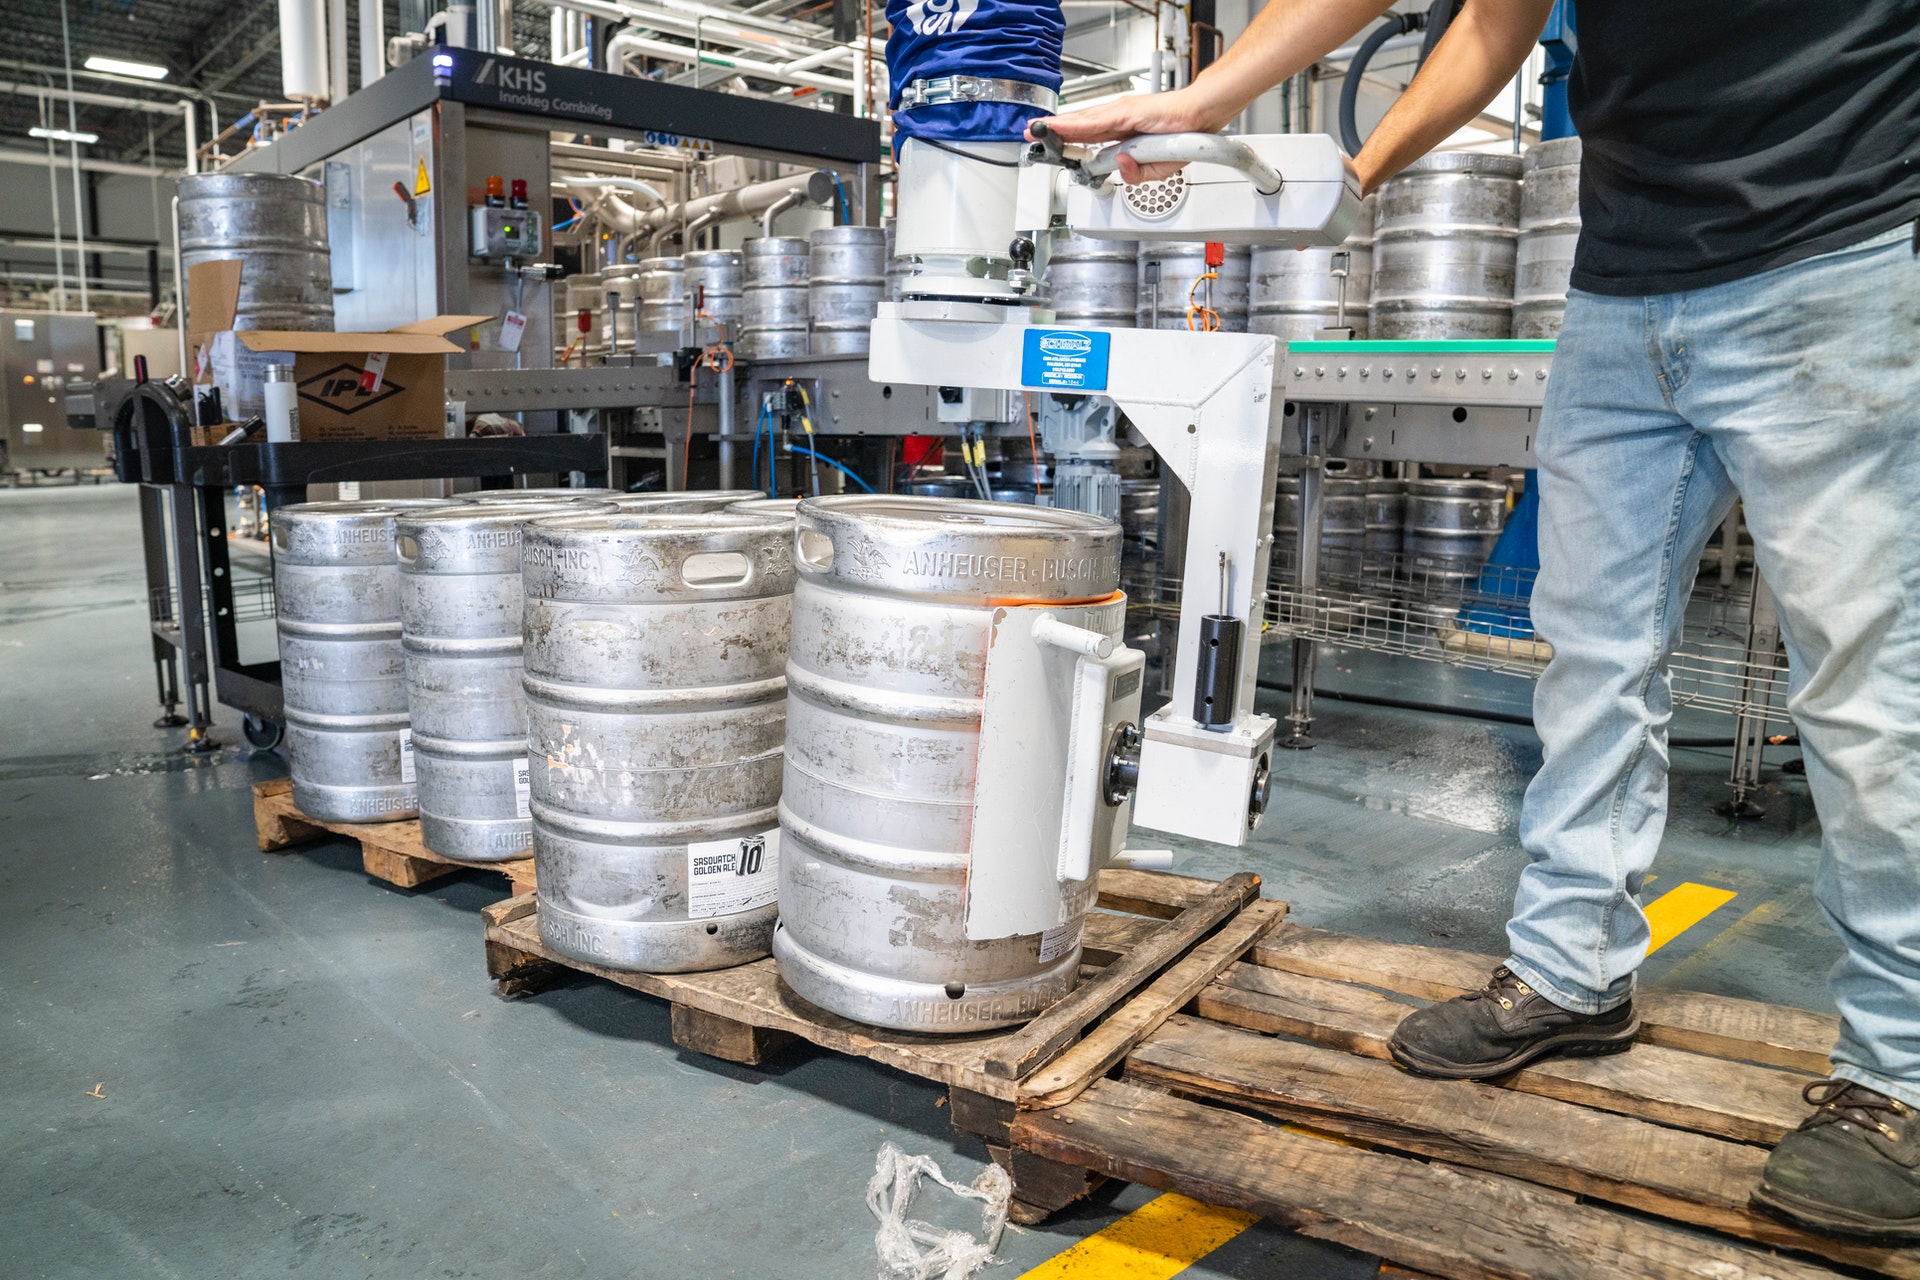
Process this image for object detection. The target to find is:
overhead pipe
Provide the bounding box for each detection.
[552,0,846,53]
[278,0,328,99]
[585,169,836,249]
[602,30,857,96]
[759,188,804,237]
[359,0,386,88]
[553,174,669,206]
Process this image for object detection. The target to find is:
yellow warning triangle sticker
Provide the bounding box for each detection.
[413,159,431,196]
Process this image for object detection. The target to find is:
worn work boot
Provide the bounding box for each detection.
[1753,1079,1920,1240]
[1386,965,1638,1079]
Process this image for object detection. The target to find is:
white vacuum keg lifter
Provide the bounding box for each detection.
[871,130,1360,904]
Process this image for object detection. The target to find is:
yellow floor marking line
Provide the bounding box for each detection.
[1645,881,1738,954]
[1015,1192,1260,1280]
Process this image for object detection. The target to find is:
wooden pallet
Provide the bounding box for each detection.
[481,870,1900,1277]
[480,867,1287,1222]
[1012,923,1916,1280]
[253,777,535,898]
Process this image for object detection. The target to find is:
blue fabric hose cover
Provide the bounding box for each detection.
[886,0,1064,144]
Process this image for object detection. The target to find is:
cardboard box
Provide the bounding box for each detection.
[188,259,490,442]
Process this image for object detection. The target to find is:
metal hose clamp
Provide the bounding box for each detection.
[896,76,1060,114]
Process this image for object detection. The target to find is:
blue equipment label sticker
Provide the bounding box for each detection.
[1022,329,1110,391]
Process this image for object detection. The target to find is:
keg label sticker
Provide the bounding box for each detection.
[1039,919,1082,964]
[1021,329,1110,392]
[513,756,531,820]
[687,828,780,919]
[398,728,416,784]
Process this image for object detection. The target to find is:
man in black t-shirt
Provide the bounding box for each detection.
[1040,0,1920,1241]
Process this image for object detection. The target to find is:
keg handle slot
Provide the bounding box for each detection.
[796,528,834,571]
[394,534,420,564]
[681,550,753,588]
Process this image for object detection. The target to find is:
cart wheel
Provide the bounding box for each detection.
[242,714,284,751]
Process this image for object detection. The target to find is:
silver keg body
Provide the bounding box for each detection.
[524,510,795,972]
[395,499,617,861]
[1370,153,1523,340]
[773,496,1125,1032]
[1514,137,1583,340]
[274,499,449,824]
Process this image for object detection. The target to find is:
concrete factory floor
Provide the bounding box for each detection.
[2,484,1831,1279]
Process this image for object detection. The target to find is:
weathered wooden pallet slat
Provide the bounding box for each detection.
[1015,1080,1842,1280]
[1197,960,1816,1145]
[253,777,535,898]
[1128,1015,1920,1279]
[479,868,1235,1103]
[1251,923,1838,1075]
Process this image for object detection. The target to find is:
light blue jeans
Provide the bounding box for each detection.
[1505,221,1920,1107]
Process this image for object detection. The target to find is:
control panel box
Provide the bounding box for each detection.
[469,206,543,259]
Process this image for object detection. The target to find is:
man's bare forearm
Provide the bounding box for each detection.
[1352,0,1554,194]
[1034,0,1392,178]
[1182,0,1399,131]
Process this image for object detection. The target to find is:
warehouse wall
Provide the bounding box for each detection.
[0,162,174,315]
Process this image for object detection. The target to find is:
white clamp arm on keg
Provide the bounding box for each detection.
[1080,134,1285,195]
[1031,614,1144,887]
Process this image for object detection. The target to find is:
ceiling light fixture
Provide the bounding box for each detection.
[84,55,170,80]
[29,126,99,145]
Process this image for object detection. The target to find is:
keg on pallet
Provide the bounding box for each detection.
[773,496,1124,1032]
[395,499,617,861]
[638,256,686,335]
[740,237,811,360]
[1370,153,1523,340]
[1402,478,1508,592]
[809,227,888,355]
[274,500,448,824]
[1137,242,1251,331]
[178,172,333,335]
[684,249,743,337]
[1045,231,1138,328]
[1273,474,1368,584]
[522,511,795,972]
[1249,195,1376,341]
[1514,137,1583,340]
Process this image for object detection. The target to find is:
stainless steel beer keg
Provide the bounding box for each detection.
[773,495,1124,1032]
[522,510,794,971]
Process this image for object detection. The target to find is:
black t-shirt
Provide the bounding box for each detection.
[1568,0,1920,296]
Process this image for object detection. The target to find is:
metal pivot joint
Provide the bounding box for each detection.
[1103,722,1142,806]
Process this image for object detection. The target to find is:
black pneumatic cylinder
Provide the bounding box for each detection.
[1192,614,1244,728]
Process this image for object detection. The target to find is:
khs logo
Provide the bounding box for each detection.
[475,58,546,93]
[905,0,979,35]
[298,364,404,416]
